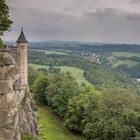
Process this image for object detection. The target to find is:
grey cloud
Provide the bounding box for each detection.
[4,0,140,43]
[125,12,140,21]
[130,0,140,4]
[79,9,140,42]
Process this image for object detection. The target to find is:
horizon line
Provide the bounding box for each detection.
[3,39,140,45]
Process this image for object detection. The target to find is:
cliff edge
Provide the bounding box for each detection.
[0,49,39,140]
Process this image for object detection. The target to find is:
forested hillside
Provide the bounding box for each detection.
[28,65,140,140]
[28,42,140,78]
[27,44,140,140]
[28,49,140,95]
[29,42,140,53]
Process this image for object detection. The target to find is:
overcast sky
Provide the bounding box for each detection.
[3,0,140,43]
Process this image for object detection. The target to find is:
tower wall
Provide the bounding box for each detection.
[0,48,39,140]
[17,43,28,86]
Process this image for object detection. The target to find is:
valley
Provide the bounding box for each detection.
[29,43,140,140]
[2,0,140,139]
[28,42,140,79]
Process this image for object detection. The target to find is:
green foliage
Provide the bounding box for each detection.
[29,66,140,140]
[28,66,43,86]
[30,64,92,86]
[48,66,61,74]
[28,49,140,95]
[21,133,39,140]
[52,77,78,117]
[117,63,140,78]
[31,76,50,105]
[83,93,140,140]
[0,0,13,48]
[65,86,100,132]
[0,0,13,36]
[45,72,80,117]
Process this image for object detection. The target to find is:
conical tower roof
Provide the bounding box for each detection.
[16,28,28,43]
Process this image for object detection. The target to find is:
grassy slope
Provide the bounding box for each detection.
[29,49,69,55]
[112,52,140,57]
[59,66,92,86]
[38,106,84,140]
[29,64,92,86]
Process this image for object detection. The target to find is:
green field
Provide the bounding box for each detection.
[29,64,49,69]
[38,106,84,140]
[111,52,140,67]
[60,66,92,86]
[112,52,140,57]
[29,64,93,86]
[29,49,68,55]
[45,51,68,55]
[113,60,139,68]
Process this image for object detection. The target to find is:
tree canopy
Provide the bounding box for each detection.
[0,0,13,47]
[29,66,140,140]
[0,0,13,36]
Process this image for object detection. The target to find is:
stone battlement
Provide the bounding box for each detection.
[0,46,11,53]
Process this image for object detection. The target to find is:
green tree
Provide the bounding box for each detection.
[83,92,140,140]
[0,0,13,47]
[45,73,66,106]
[28,66,39,85]
[45,72,79,117]
[31,76,50,105]
[52,79,79,117]
[65,86,100,132]
[45,83,58,106]
[28,66,42,87]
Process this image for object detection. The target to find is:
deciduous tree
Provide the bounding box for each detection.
[0,0,13,47]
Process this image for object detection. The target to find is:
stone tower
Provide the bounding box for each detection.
[16,28,28,86]
[0,30,39,140]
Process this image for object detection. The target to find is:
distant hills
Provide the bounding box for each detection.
[5,40,140,46]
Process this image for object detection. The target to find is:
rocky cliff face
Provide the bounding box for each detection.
[0,49,39,140]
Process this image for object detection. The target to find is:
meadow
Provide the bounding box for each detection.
[45,51,68,55]
[29,49,69,55]
[38,106,84,140]
[113,60,139,68]
[112,52,140,57]
[29,64,92,86]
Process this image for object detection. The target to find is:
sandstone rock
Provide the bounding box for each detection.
[1,52,14,65]
[0,50,39,140]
